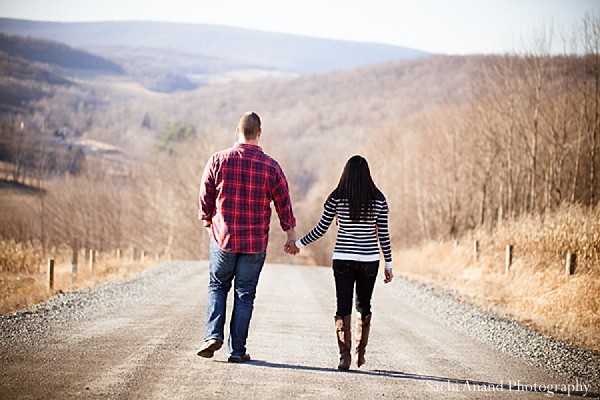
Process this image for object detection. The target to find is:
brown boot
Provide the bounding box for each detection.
[355,313,372,368]
[335,315,352,370]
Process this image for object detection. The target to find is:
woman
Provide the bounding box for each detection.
[287,155,393,370]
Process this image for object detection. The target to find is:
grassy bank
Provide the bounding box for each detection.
[395,204,600,352]
[0,240,157,314]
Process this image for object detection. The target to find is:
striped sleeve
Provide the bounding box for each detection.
[298,198,337,247]
[376,198,392,265]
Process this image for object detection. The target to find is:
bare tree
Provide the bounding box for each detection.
[582,14,600,206]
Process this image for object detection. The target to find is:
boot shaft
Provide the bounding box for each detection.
[355,313,372,348]
[335,315,353,351]
[334,315,352,370]
[355,313,372,368]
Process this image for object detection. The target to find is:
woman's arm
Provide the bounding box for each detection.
[376,199,393,270]
[295,197,337,249]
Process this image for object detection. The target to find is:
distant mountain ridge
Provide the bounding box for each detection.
[0,33,123,73]
[0,18,430,73]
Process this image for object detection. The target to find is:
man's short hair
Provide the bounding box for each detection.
[238,112,261,140]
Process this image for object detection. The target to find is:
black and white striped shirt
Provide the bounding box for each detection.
[296,192,392,269]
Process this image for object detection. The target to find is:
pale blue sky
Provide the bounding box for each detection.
[0,0,598,54]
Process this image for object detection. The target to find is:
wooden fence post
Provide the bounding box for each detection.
[71,242,78,282]
[473,240,479,262]
[89,249,95,273]
[505,244,513,273]
[116,248,121,261]
[140,250,145,263]
[565,252,576,275]
[48,258,55,291]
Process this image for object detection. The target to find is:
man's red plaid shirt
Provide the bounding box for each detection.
[199,142,296,253]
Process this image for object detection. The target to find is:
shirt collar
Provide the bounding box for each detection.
[234,142,263,152]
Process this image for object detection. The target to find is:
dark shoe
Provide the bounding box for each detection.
[197,339,223,358]
[227,353,251,363]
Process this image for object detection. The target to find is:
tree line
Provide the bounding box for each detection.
[365,16,600,247]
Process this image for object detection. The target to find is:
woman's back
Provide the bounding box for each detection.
[299,191,392,266]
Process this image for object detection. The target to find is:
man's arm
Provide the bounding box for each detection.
[271,164,298,254]
[285,227,296,242]
[198,156,216,227]
[271,165,296,232]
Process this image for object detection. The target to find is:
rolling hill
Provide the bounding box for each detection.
[0,33,123,73]
[0,18,430,74]
[0,33,126,113]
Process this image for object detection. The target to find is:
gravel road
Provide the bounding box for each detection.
[1,261,599,399]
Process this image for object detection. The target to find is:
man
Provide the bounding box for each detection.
[197,111,297,362]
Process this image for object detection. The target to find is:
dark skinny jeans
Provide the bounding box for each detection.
[332,259,379,318]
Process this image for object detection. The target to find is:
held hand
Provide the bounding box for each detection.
[283,239,299,255]
[283,241,294,255]
[283,228,299,255]
[289,241,300,255]
[383,268,393,284]
[284,240,300,255]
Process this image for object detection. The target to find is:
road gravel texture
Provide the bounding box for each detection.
[1,261,599,399]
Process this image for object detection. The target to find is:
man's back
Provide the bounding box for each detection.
[199,142,295,253]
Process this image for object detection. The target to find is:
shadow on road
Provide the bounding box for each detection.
[244,360,598,398]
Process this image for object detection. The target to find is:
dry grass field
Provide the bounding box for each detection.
[0,240,157,314]
[394,204,600,353]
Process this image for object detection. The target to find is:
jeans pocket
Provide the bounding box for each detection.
[362,261,379,277]
[333,260,352,275]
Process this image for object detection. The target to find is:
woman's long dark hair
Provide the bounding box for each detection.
[328,155,380,221]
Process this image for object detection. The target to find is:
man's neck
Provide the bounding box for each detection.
[237,137,259,146]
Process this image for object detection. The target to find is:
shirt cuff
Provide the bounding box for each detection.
[384,262,393,270]
[295,239,305,248]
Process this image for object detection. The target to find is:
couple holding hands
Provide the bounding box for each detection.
[197,112,393,370]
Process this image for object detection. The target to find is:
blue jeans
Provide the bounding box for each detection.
[204,238,266,357]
